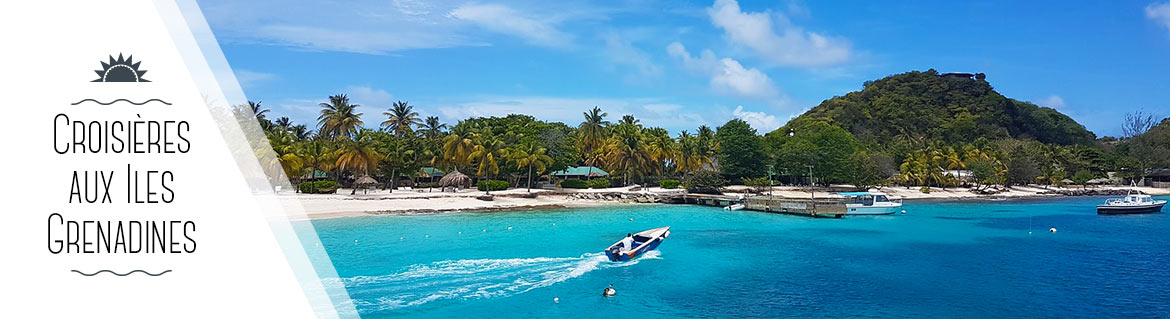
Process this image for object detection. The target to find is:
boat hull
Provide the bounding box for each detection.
[1097,203,1166,215]
[605,226,670,262]
[846,204,901,215]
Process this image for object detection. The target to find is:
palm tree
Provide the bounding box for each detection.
[604,124,653,186]
[379,137,416,193]
[317,94,363,139]
[620,114,640,126]
[442,133,474,171]
[644,127,675,179]
[273,117,293,131]
[469,133,507,179]
[335,129,382,194]
[510,143,553,191]
[381,101,422,137]
[249,100,271,131]
[675,131,702,176]
[578,107,610,177]
[298,138,335,193]
[267,130,303,182]
[420,116,447,140]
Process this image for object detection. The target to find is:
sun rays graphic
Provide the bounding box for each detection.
[92,54,149,82]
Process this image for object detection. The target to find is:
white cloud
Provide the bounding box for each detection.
[1148,2,1170,35]
[667,42,784,102]
[732,105,783,131]
[233,69,275,87]
[449,3,571,48]
[1035,95,1066,109]
[200,0,600,54]
[343,85,395,109]
[602,33,663,81]
[707,0,851,67]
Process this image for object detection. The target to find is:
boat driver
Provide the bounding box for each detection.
[620,233,634,252]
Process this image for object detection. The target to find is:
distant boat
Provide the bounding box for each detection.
[840,192,903,215]
[1097,193,1166,215]
[724,203,745,211]
[605,226,670,262]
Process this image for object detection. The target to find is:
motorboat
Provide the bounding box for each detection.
[1097,193,1166,215]
[839,191,902,215]
[724,203,745,211]
[604,226,670,262]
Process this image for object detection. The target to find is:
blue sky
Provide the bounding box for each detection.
[199,0,1170,137]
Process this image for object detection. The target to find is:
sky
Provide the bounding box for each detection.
[199,0,1170,137]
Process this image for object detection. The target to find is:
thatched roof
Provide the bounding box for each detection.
[439,170,472,187]
[354,175,379,185]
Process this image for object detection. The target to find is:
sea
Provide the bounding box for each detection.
[308,196,1170,318]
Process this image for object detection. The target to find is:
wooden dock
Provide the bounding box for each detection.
[671,194,849,218]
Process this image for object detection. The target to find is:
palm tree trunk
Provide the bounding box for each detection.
[526,165,533,192]
[389,168,397,193]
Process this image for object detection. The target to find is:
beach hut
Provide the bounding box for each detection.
[439,170,472,191]
[354,175,379,194]
[550,166,609,180]
[420,167,445,183]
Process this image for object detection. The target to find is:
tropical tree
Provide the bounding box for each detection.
[378,135,417,193]
[604,123,653,186]
[577,107,610,176]
[442,133,475,172]
[420,116,448,140]
[510,143,553,191]
[249,100,271,130]
[469,133,507,179]
[335,129,382,194]
[381,101,422,137]
[317,94,363,139]
[715,119,766,181]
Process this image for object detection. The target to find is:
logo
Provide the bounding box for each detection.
[92,54,150,82]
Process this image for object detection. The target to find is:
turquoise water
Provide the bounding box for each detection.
[310,196,1170,318]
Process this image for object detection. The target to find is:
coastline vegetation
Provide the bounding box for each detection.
[254,70,1168,193]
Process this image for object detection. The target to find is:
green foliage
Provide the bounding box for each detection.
[787,70,1095,146]
[715,119,766,181]
[659,179,680,189]
[684,170,726,194]
[848,151,895,189]
[742,177,772,193]
[765,121,858,185]
[967,156,1005,188]
[476,180,509,191]
[559,179,588,189]
[1071,170,1095,186]
[919,186,931,194]
[417,182,439,189]
[586,178,612,189]
[299,181,339,194]
[1122,117,1170,171]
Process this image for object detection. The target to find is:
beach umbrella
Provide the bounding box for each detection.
[439,170,472,188]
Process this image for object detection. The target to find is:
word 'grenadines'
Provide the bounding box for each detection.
[50,111,198,255]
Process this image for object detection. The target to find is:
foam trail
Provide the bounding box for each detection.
[339,252,656,314]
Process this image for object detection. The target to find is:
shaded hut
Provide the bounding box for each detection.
[354,175,379,194]
[439,170,472,191]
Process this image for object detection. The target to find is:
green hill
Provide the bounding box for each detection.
[778,70,1096,146]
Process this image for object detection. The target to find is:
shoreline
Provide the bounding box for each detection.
[291,186,1170,220]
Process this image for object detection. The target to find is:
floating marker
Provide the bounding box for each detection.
[482,229,487,232]
[629,218,634,221]
[399,237,404,241]
[354,239,359,243]
[458,231,462,235]
[1049,227,1057,233]
[507,226,513,230]
[553,297,559,303]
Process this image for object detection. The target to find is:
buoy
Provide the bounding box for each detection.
[458,231,462,235]
[354,239,359,243]
[425,234,430,238]
[901,209,907,214]
[1049,227,1057,233]
[602,287,617,297]
[629,218,634,221]
[399,237,404,241]
[507,226,513,230]
[482,229,486,232]
[553,297,559,303]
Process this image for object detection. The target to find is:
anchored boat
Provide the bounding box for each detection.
[1097,193,1166,215]
[839,192,902,215]
[605,226,670,262]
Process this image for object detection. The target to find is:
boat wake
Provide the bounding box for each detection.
[338,251,659,313]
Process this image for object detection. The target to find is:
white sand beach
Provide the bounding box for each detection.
[288,184,1170,220]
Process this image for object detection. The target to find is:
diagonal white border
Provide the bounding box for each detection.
[154,0,357,317]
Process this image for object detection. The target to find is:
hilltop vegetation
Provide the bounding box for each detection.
[785,70,1095,147]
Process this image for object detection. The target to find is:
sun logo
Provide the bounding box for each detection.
[92,54,150,82]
